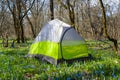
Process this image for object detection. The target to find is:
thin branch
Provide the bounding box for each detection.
[57,0,67,9]
[30,0,46,19]
[6,0,13,14]
[39,0,46,12]
[21,0,35,21]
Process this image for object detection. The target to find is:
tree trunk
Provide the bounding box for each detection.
[26,15,36,38]
[4,32,9,47]
[1,33,9,47]
[66,0,75,28]
[17,0,25,43]
[20,21,25,43]
[99,0,118,54]
[76,3,80,33]
[81,2,87,37]
[13,9,21,43]
[1,33,5,47]
[50,0,54,20]
[87,0,96,39]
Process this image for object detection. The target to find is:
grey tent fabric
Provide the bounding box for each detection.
[34,19,71,43]
[61,28,85,46]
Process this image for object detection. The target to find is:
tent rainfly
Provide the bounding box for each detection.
[28,19,88,65]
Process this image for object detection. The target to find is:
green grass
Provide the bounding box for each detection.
[0,39,120,79]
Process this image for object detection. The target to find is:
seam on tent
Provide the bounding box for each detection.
[60,27,73,59]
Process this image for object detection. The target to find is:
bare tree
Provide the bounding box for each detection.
[29,0,46,37]
[58,0,76,30]
[87,0,97,39]
[0,0,9,47]
[99,0,118,54]
[6,0,35,43]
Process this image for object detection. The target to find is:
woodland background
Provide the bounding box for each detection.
[0,0,120,50]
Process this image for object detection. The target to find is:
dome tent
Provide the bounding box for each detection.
[28,19,88,65]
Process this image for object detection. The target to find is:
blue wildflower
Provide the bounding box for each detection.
[76,73,81,77]
[56,77,59,80]
[67,77,71,80]
[101,71,104,74]
[112,73,117,78]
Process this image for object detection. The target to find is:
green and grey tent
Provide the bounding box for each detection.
[28,19,88,65]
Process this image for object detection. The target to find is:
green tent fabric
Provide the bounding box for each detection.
[28,19,88,65]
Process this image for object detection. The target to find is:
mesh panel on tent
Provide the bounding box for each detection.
[61,28,88,59]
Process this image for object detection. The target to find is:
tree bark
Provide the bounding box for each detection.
[13,4,21,43]
[50,0,54,20]
[80,2,87,37]
[66,0,75,28]
[26,15,36,38]
[20,21,25,43]
[17,0,25,43]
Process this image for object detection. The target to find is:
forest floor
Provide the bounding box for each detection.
[0,39,120,80]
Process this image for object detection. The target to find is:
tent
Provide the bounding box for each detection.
[28,19,88,65]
